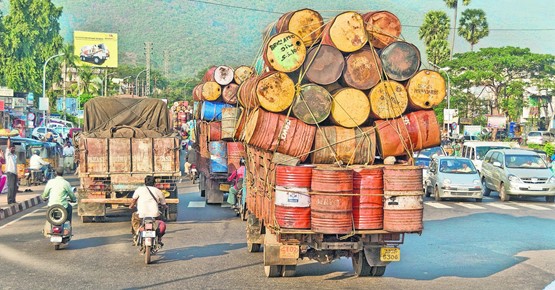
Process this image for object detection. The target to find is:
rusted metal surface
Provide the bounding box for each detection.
[330,87,370,128]
[291,84,332,125]
[321,11,368,52]
[192,83,203,101]
[310,193,353,234]
[208,121,222,141]
[369,80,408,120]
[201,81,221,101]
[80,138,108,174]
[234,65,255,85]
[256,71,295,113]
[276,165,313,187]
[80,198,179,204]
[380,41,421,82]
[263,32,306,73]
[363,11,402,49]
[132,138,153,173]
[352,166,384,230]
[342,46,382,90]
[274,9,324,47]
[405,110,441,152]
[312,126,376,165]
[222,83,239,104]
[153,138,179,174]
[383,165,422,191]
[311,167,353,192]
[303,45,344,85]
[237,76,260,109]
[226,142,245,174]
[275,205,311,229]
[374,117,412,158]
[221,107,240,140]
[213,65,234,86]
[202,66,217,82]
[109,138,131,173]
[209,140,228,173]
[406,69,446,110]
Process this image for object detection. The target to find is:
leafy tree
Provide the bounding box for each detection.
[419,11,450,46]
[59,43,79,115]
[76,66,100,95]
[443,0,471,59]
[426,39,451,66]
[442,47,555,122]
[0,0,64,93]
[458,9,489,51]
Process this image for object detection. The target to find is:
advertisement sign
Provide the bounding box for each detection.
[12,97,27,108]
[57,98,78,115]
[74,31,118,68]
[0,100,4,111]
[39,97,49,111]
[487,115,507,128]
[443,109,459,123]
[0,87,14,97]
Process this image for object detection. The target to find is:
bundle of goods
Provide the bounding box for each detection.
[170,101,190,131]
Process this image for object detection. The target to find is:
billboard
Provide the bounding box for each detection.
[74,31,118,68]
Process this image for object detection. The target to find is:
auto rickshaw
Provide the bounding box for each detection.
[0,137,30,179]
[41,142,63,169]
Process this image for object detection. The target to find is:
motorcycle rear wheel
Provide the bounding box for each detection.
[54,244,60,250]
[145,245,151,264]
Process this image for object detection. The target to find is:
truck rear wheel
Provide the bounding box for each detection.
[281,265,296,277]
[81,216,94,223]
[371,266,386,277]
[247,242,261,253]
[352,250,372,277]
[264,265,283,278]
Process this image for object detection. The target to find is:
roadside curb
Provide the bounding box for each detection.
[0,195,43,221]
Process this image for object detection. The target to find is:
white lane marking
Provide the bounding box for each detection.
[487,203,518,210]
[455,202,486,209]
[188,201,206,208]
[425,202,452,209]
[510,203,551,211]
[0,208,42,230]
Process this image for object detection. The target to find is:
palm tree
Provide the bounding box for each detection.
[444,0,471,59]
[419,11,451,46]
[60,43,79,118]
[426,39,451,65]
[458,9,489,51]
[77,66,100,95]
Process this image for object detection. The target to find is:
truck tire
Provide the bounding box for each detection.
[352,250,372,277]
[371,266,386,277]
[481,178,491,196]
[247,242,261,253]
[81,216,94,223]
[264,265,283,278]
[281,265,296,277]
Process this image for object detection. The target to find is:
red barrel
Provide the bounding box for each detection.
[342,46,383,90]
[275,206,311,229]
[404,110,441,152]
[274,165,314,229]
[237,76,260,109]
[352,166,384,230]
[192,83,203,101]
[362,11,402,49]
[374,117,412,158]
[276,165,313,187]
[382,166,423,232]
[222,83,239,104]
[226,142,245,174]
[202,66,217,82]
[209,121,222,141]
[310,167,353,234]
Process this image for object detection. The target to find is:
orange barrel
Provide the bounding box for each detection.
[342,46,383,90]
[405,69,446,110]
[208,121,222,141]
[234,65,255,85]
[330,88,370,128]
[380,41,421,82]
[273,9,324,47]
[404,110,441,151]
[291,84,332,125]
[255,71,295,113]
[369,80,408,119]
[263,32,306,73]
[201,81,222,101]
[233,109,248,141]
[202,66,217,82]
[226,142,245,174]
[237,76,260,109]
[312,126,376,165]
[192,83,203,101]
[352,166,384,230]
[244,108,316,161]
[222,83,239,104]
[221,107,241,140]
[362,11,402,49]
[382,166,423,232]
[310,167,353,234]
[374,117,412,158]
[274,165,314,229]
[321,11,368,53]
[303,45,345,85]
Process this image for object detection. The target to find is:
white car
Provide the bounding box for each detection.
[527,131,555,145]
[32,127,63,143]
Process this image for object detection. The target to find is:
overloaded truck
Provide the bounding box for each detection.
[77,95,180,222]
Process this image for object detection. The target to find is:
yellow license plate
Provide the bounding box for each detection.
[380,247,400,262]
[279,245,299,259]
[219,183,230,191]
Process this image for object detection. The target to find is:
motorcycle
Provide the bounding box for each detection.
[25,164,54,186]
[44,204,72,250]
[134,216,161,264]
[189,164,198,184]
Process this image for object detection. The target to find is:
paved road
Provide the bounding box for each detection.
[0,179,554,289]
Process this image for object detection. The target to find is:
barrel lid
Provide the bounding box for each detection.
[380,41,421,81]
[264,32,306,73]
[303,45,345,85]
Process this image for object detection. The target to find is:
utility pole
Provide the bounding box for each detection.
[163,50,170,78]
[144,42,153,96]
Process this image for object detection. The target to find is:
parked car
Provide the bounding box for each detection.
[461,141,519,172]
[480,149,555,202]
[415,155,432,189]
[425,156,483,202]
[526,131,555,145]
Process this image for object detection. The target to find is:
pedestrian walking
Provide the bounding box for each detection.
[62,142,75,174]
[5,137,18,205]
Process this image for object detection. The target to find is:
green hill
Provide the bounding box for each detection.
[3,0,554,79]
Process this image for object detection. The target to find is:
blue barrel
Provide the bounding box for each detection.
[209,141,228,173]
[201,101,233,121]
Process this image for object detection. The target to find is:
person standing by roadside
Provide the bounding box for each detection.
[62,142,75,174]
[5,137,18,205]
[0,148,6,194]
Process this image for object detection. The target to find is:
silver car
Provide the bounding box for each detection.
[481,149,555,202]
[425,156,483,202]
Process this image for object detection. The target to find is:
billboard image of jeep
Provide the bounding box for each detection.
[74,31,118,68]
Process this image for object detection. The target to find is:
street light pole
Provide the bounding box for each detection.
[42,53,64,128]
[135,69,147,96]
[429,62,452,135]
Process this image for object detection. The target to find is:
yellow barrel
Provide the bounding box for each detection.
[330,88,370,128]
[276,9,324,47]
[263,32,306,73]
[201,81,221,101]
[368,80,408,119]
[321,11,368,53]
[405,69,446,110]
[256,71,295,113]
[234,65,255,85]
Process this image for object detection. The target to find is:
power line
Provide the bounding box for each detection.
[403,24,555,31]
[186,0,283,15]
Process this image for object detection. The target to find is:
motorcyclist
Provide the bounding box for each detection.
[129,176,167,246]
[29,149,50,181]
[227,158,245,209]
[41,168,76,224]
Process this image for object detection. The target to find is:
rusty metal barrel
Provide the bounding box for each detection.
[310,167,353,234]
[202,66,217,82]
[369,80,408,120]
[243,108,315,161]
[274,165,314,229]
[255,71,295,113]
[291,84,332,125]
[226,142,245,174]
[208,121,221,141]
[382,166,423,232]
[404,110,441,152]
[374,117,412,158]
[222,83,239,104]
[303,45,345,85]
[237,76,260,109]
[192,83,203,101]
[263,32,306,73]
[201,101,233,121]
[321,11,368,53]
[221,107,241,140]
[380,41,421,82]
[405,69,446,110]
[330,88,370,128]
[234,65,255,85]
[203,65,234,86]
[352,166,384,229]
[312,126,376,165]
[201,81,222,101]
[233,109,248,141]
[342,46,383,90]
[362,11,402,49]
[273,9,324,47]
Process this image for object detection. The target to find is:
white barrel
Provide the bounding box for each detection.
[275,186,311,207]
[383,194,423,210]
